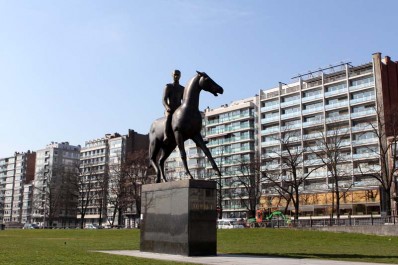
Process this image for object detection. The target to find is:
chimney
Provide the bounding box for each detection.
[382,56,391,64]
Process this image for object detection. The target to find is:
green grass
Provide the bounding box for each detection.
[0,228,397,264]
[0,229,191,265]
[218,229,398,264]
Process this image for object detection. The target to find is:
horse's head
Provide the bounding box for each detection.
[196,71,224,97]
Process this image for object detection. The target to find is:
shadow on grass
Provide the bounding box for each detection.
[226,252,398,261]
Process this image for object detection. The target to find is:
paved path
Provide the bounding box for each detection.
[98,250,390,265]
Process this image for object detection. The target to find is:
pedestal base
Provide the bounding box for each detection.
[140,179,217,256]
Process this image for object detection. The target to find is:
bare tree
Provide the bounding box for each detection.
[359,106,398,215]
[124,150,152,227]
[33,165,78,228]
[232,155,264,218]
[107,150,151,228]
[107,162,129,227]
[95,171,108,227]
[76,163,100,229]
[311,126,351,221]
[57,168,79,228]
[262,129,320,222]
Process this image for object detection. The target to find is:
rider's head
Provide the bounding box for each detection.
[172,70,181,83]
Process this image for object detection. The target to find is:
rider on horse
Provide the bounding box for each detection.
[162,69,185,144]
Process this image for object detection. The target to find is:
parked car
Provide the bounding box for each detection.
[84,224,98,229]
[23,223,39,229]
[217,219,244,229]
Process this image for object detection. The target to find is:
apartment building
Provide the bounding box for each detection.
[258,53,398,216]
[79,136,109,226]
[32,142,81,228]
[0,151,36,227]
[204,97,258,218]
[78,129,148,228]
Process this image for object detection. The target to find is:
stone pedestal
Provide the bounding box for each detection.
[140,179,217,256]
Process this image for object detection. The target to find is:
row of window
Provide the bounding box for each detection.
[262,77,374,109]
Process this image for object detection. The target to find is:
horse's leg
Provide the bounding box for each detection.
[149,139,162,183]
[174,131,193,179]
[158,145,175,182]
[192,134,221,176]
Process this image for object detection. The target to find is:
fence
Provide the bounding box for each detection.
[254,215,398,228]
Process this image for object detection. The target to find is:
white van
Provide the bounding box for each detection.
[217,219,244,229]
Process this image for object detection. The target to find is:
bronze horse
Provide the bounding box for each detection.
[149,71,223,183]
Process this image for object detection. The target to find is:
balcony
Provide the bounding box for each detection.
[351,124,375,132]
[261,116,279,124]
[307,171,327,179]
[281,147,303,156]
[325,101,348,110]
[207,124,252,136]
[339,140,351,147]
[351,109,377,119]
[208,113,254,126]
[261,140,280,147]
[207,119,220,125]
[302,106,324,115]
[303,132,322,140]
[304,145,324,152]
[280,99,300,108]
[324,88,348,98]
[280,111,300,120]
[261,164,280,171]
[261,104,279,112]
[302,93,323,103]
[353,165,381,174]
[302,119,323,128]
[280,123,301,131]
[281,136,301,143]
[261,127,280,135]
[303,158,324,166]
[349,81,375,92]
[352,153,379,160]
[229,146,254,154]
[82,152,105,159]
[350,95,376,105]
[325,114,350,123]
[353,179,380,187]
[262,152,280,159]
[352,137,378,146]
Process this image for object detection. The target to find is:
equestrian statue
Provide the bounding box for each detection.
[149,71,223,183]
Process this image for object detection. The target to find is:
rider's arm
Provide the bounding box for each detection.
[162,85,171,112]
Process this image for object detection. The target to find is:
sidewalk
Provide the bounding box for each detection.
[98,250,391,265]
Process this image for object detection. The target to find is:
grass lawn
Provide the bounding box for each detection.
[0,228,397,264]
[218,229,398,264]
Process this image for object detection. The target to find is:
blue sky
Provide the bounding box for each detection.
[1,0,398,157]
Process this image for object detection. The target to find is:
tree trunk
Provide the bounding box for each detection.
[380,187,392,215]
[335,186,340,223]
[118,208,123,228]
[80,214,85,229]
[294,188,300,221]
